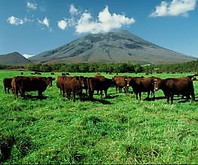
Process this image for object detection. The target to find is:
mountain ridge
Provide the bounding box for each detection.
[0,52,32,66]
[22,30,198,64]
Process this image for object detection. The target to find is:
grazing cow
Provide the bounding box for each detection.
[153,77,195,104]
[112,75,131,94]
[3,78,12,93]
[129,77,157,100]
[63,76,85,102]
[11,76,54,99]
[62,72,70,76]
[34,71,41,75]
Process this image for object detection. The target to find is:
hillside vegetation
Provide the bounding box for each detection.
[0,70,198,164]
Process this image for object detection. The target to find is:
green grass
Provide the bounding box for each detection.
[0,70,198,164]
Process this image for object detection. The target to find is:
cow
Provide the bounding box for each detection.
[62,72,70,76]
[56,76,67,96]
[86,77,114,99]
[34,71,42,75]
[63,76,85,102]
[11,76,54,99]
[153,77,195,104]
[112,75,131,94]
[129,77,157,100]
[3,78,12,93]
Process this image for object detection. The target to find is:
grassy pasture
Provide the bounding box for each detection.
[0,70,198,164]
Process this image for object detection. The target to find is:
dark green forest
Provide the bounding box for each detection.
[1,60,198,73]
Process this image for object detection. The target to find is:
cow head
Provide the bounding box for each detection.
[124,76,132,87]
[153,78,162,91]
[75,76,86,88]
[46,77,55,87]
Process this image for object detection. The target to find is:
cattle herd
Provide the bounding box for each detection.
[2,73,197,104]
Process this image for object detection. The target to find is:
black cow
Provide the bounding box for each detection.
[3,78,12,93]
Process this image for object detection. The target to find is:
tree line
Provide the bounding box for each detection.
[0,60,198,73]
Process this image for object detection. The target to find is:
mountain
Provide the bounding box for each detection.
[0,52,32,66]
[30,30,196,64]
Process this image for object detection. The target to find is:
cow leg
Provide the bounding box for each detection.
[66,90,71,100]
[89,90,94,99]
[8,88,10,93]
[38,91,42,98]
[4,87,7,93]
[119,87,122,93]
[20,89,25,98]
[191,92,195,102]
[139,92,141,100]
[72,91,76,102]
[171,95,174,104]
[100,90,103,98]
[153,92,155,100]
[104,89,108,98]
[13,88,17,99]
[135,92,138,100]
[166,96,169,104]
[146,91,150,100]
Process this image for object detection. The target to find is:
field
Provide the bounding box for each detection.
[0,70,198,164]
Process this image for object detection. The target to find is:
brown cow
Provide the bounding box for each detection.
[56,76,67,96]
[63,76,85,102]
[112,75,132,94]
[129,77,157,100]
[11,76,54,99]
[86,77,114,99]
[3,78,12,93]
[153,77,195,104]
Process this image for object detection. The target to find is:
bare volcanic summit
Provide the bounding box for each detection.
[30,30,196,64]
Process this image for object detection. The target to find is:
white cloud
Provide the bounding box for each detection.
[69,4,78,15]
[75,6,135,34]
[7,16,24,25]
[150,0,197,17]
[38,17,52,31]
[58,19,68,30]
[27,2,37,10]
[23,54,34,59]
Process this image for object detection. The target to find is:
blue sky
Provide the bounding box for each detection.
[0,0,198,58]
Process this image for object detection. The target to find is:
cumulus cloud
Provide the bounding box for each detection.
[58,4,79,30]
[75,6,135,34]
[38,17,52,31]
[27,2,37,10]
[150,0,197,17]
[69,4,78,15]
[58,19,68,30]
[7,16,24,25]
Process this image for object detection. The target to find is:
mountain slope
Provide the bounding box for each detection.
[30,30,196,64]
[0,52,32,66]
